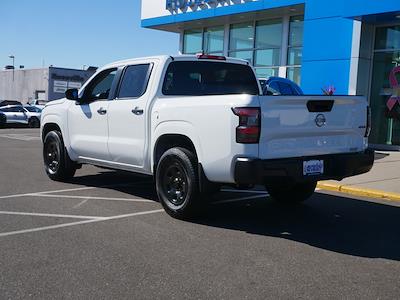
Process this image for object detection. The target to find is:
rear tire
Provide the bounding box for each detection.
[0,114,5,128]
[155,147,201,219]
[266,181,317,204]
[43,131,76,181]
[28,117,40,128]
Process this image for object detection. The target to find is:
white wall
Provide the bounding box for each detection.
[141,0,171,20]
[0,69,49,103]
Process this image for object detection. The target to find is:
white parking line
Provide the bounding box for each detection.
[0,210,106,220]
[0,181,146,200]
[30,193,155,203]
[72,199,88,209]
[0,192,38,200]
[36,182,146,195]
[0,188,96,200]
[0,134,40,141]
[0,209,164,238]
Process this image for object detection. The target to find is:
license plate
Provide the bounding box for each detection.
[303,160,324,176]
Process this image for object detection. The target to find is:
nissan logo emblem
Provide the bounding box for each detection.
[315,114,326,127]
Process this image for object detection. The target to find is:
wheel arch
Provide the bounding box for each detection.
[153,133,199,173]
[41,122,62,142]
[41,114,78,161]
[151,121,203,173]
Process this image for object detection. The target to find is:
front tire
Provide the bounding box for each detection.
[155,147,201,219]
[43,131,76,181]
[266,181,317,204]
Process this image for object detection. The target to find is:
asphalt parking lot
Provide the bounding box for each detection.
[0,128,400,299]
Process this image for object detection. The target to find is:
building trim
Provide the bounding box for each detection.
[348,20,362,95]
[141,0,304,28]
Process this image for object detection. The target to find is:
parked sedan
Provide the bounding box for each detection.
[259,77,303,96]
[0,105,42,128]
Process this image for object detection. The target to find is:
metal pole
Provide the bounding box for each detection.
[8,55,15,81]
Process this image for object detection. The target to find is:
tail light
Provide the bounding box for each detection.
[232,107,261,144]
[365,106,371,137]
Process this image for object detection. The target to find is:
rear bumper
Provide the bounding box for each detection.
[234,149,374,185]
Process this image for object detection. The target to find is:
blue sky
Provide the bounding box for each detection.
[0,0,179,69]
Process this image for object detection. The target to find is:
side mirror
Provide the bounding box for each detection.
[65,88,79,101]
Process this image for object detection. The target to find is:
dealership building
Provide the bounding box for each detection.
[141,0,400,149]
[0,66,96,104]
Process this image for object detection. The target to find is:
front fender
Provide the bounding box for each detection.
[41,113,78,161]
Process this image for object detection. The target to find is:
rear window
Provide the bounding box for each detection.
[117,64,152,99]
[162,61,259,96]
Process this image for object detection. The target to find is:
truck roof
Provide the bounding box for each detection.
[102,55,250,70]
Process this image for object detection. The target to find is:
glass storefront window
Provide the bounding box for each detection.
[287,67,301,85]
[229,50,253,64]
[255,19,282,48]
[183,29,203,54]
[204,26,224,53]
[229,22,254,51]
[255,68,279,78]
[182,15,304,81]
[369,50,400,145]
[287,16,304,84]
[288,47,302,65]
[375,25,400,50]
[289,16,304,47]
[254,49,280,67]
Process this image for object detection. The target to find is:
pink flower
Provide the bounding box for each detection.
[322,85,336,96]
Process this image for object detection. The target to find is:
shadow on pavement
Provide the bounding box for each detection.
[200,192,400,261]
[374,152,390,160]
[71,170,400,261]
[68,170,157,200]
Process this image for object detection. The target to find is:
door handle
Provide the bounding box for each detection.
[131,107,144,115]
[97,108,107,115]
[97,107,107,115]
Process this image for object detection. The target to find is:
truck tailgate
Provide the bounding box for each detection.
[258,95,368,159]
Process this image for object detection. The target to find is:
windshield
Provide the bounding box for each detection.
[162,61,259,96]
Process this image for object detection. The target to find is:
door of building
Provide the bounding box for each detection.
[370,24,400,147]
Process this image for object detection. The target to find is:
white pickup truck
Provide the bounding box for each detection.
[41,55,374,218]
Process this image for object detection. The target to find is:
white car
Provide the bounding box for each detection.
[0,105,42,128]
[41,55,374,218]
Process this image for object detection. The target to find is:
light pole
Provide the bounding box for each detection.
[8,55,15,81]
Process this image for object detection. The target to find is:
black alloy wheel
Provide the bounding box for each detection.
[156,147,201,219]
[162,162,188,206]
[44,137,61,175]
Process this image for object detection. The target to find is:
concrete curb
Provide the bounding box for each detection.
[317,181,400,202]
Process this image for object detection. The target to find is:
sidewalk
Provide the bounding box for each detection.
[318,151,400,201]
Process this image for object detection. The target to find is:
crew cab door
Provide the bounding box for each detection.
[68,68,117,161]
[3,106,28,123]
[107,63,153,168]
